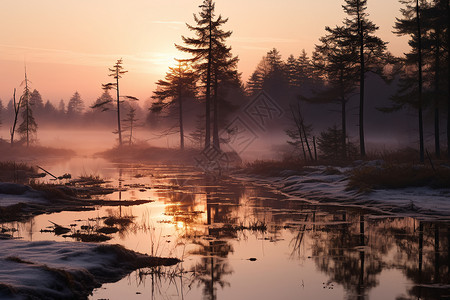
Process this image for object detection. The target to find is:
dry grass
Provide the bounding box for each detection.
[365,148,424,164]
[244,159,308,176]
[0,143,75,161]
[67,233,111,242]
[29,182,75,200]
[104,216,134,227]
[0,203,27,222]
[98,144,200,164]
[347,163,450,192]
[0,161,37,183]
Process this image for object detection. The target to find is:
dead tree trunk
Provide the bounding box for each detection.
[10,89,21,146]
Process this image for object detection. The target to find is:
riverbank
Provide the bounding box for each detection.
[0,240,179,299]
[237,160,450,221]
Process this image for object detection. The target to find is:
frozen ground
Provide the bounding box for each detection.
[236,165,450,221]
[0,183,48,207]
[0,240,179,299]
[0,182,152,222]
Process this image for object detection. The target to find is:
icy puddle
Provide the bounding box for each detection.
[2,158,450,300]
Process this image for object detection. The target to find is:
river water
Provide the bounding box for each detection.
[2,157,450,300]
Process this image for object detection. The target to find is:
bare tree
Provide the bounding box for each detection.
[9,88,22,146]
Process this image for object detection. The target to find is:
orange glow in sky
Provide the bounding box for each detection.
[0,0,408,105]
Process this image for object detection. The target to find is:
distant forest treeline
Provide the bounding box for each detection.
[0,0,448,162]
[0,90,146,129]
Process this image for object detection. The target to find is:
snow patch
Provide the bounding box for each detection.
[0,240,179,299]
[0,183,47,207]
[236,166,450,220]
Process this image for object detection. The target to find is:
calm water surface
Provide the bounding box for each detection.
[2,157,450,300]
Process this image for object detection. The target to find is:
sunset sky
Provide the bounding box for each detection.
[0,0,408,107]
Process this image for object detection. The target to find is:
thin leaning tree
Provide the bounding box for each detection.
[93,59,138,147]
[10,88,22,146]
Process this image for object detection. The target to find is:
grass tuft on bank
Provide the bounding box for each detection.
[347,164,450,192]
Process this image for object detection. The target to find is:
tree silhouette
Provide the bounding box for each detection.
[93,59,138,147]
[286,102,314,161]
[285,50,315,89]
[122,107,139,146]
[420,0,448,159]
[317,125,358,160]
[312,25,359,159]
[342,0,387,157]
[447,0,450,160]
[210,37,239,149]
[246,48,289,98]
[29,89,44,117]
[151,61,197,150]
[17,69,37,147]
[0,99,3,128]
[67,91,85,117]
[391,0,427,162]
[9,89,21,146]
[176,0,237,150]
[58,99,66,114]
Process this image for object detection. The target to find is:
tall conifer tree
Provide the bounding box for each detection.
[176,0,237,150]
[342,0,387,157]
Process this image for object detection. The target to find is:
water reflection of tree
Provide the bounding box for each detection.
[162,176,244,300]
[394,222,450,300]
[309,214,450,300]
[189,240,234,300]
[310,213,384,299]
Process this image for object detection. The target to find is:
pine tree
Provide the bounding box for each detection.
[17,69,37,147]
[317,125,358,160]
[392,0,428,162]
[312,25,359,158]
[246,48,289,99]
[122,107,139,146]
[92,91,114,111]
[342,0,387,157]
[94,59,138,147]
[421,0,448,158]
[246,70,264,95]
[43,100,57,122]
[0,99,3,128]
[263,48,288,93]
[29,89,44,117]
[447,0,450,159]
[176,0,237,149]
[286,54,301,88]
[151,61,197,150]
[67,91,85,117]
[211,38,239,149]
[58,99,66,114]
[297,49,315,86]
